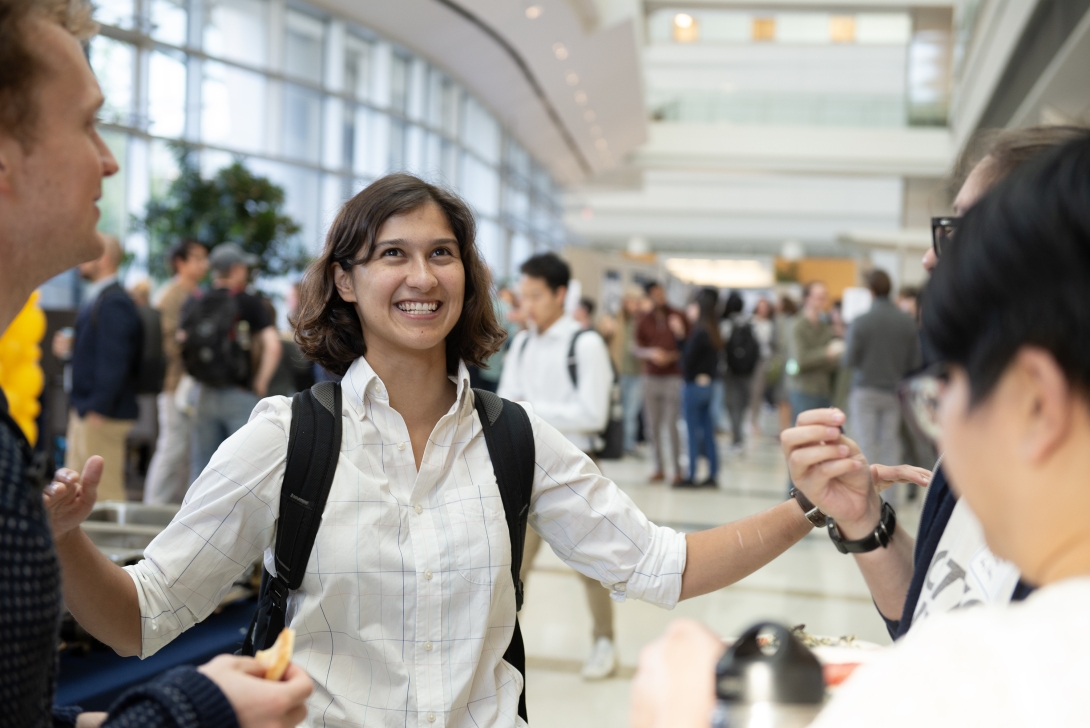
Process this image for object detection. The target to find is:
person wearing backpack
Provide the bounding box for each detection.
[62,235,142,502]
[720,292,760,453]
[47,174,835,728]
[144,239,209,504]
[180,243,282,480]
[497,252,618,680]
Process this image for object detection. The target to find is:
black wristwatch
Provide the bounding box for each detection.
[827,501,897,554]
[789,487,827,528]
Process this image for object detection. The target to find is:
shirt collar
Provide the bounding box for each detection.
[83,274,119,304]
[342,355,473,421]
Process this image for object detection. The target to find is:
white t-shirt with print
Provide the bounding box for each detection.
[911,498,1022,628]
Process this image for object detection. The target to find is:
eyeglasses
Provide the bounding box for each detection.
[898,362,951,443]
[931,217,959,258]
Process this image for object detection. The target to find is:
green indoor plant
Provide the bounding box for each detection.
[133,142,308,282]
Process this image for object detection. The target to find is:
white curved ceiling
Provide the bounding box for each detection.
[309,0,647,184]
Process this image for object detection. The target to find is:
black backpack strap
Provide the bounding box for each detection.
[242,381,342,654]
[566,329,589,387]
[473,388,535,722]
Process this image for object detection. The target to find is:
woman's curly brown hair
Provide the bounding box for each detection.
[293,173,507,376]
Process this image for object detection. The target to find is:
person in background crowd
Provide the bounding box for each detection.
[618,287,648,455]
[127,278,150,308]
[787,281,842,422]
[0,0,312,724]
[143,239,208,505]
[781,124,1090,645]
[828,300,851,413]
[498,252,619,679]
[893,284,935,476]
[635,281,688,484]
[182,243,282,480]
[773,295,798,433]
[679,288,720,488]
[720,291,756,453]
[59,234,141,502]
[846,269,921,506]
[747,298,775,437]
[573,295,596,330]
[896,285,919,318]
[631,131,1090,728]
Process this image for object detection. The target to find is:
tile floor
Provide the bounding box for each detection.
[518,427,924,728]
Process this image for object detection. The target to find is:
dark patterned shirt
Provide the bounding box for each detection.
[0,391,238,728]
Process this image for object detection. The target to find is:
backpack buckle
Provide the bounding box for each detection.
[269,577,290,611]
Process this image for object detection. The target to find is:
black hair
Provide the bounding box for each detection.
[578,296,596,317]
[520,252,570,293]
[923,132,1090,405]
[168,239,207,272]
[643,281,662,295]
[867,269,892,298]
[694,288,722,349]
[723,291,744,317]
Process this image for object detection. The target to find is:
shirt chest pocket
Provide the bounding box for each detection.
[437,487,510,585]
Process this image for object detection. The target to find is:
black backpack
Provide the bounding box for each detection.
[180,288,251,388]
[240,383,536,722]
[725,320,761,376]
[90,283,165,395]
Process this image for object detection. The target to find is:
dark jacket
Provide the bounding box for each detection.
[681,328,719,382]
[70,283,141,419]
[636,306,688,376]
[0,390,238,728]
[846,298,921,392]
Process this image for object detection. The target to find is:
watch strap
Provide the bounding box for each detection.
[789,487,827,528]
[827,501,897,554]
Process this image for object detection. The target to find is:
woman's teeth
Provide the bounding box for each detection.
[397,302,439,313]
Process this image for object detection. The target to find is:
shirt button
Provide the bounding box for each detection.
[424,641,433,651]
[427,713,436,723]
[397,442,406,451]
[424,569,433,580]
[414,504,423,514]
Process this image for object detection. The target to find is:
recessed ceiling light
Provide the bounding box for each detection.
[566,71,579,86]
[583,110,596,122]
[525,5,542,19]
[674,13,694,29]
[574,91,587,105]
[553,42,569,60]
[590,125,602,136]
[595,138,608,150]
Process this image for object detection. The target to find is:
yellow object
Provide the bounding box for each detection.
[0,292,47,445]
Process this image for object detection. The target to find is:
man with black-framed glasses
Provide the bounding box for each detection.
[781,124,1088,641]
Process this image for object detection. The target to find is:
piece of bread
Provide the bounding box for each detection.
[254,627,296,681]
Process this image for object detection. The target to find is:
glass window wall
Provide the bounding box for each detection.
[86,0,565,282]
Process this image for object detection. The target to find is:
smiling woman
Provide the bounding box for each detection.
[292,173,506,376]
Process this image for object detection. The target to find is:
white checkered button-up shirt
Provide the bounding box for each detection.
[125,357,687,728]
